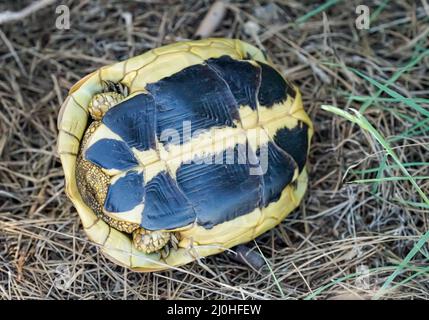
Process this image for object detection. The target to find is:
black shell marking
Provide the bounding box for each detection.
[102,94,157,151]
[257,62,295,107]
[258,142,297,207]
[146,64,240,145]
[85,138,138,170]
[273,122,309,172]
[207,56,261,110]
[105,170,145,212]
[141,171,196,230]
[176,143,262,229]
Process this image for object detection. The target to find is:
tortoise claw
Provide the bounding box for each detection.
[170,240,178,251]
[170,233,179,250]
[103,80,128,97]
[161,245,170,259]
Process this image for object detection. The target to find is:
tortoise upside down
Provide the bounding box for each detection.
[57,38,313,271]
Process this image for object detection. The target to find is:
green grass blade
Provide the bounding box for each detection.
[352,162,429,174]
[348,95,429,104]
[371,154,388,194]
[352,65,429,117]
[370,0,390,22]
[352,176,429,184]
[389,118,429,142]
[394,199,429,209]
[296,0,342,23]
[357,50,428,113]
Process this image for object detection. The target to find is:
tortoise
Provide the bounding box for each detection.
[57,38,313,271]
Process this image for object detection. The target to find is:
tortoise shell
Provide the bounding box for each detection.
[57,38,313,271]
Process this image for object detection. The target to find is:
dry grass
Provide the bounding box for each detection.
[0,0,428,300]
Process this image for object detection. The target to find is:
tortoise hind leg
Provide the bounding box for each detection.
[229,244,265,271]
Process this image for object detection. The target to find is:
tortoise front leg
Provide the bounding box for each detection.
[133,229,180,258]
[88,92,125,120]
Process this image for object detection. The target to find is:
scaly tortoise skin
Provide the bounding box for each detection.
[57,38,313,271]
